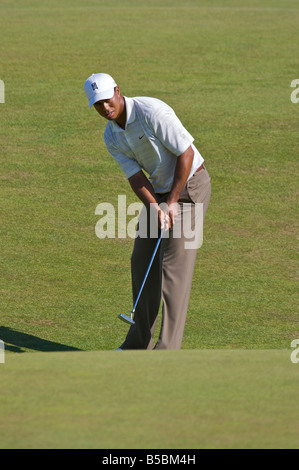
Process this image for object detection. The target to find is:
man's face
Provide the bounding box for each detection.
[93,86,124,122]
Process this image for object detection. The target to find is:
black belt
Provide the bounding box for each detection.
[195,163,205,173]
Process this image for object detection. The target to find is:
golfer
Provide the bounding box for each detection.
[84,73,211,350]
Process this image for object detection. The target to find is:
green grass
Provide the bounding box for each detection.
[0,350,298,449]
[0,0,298,351]
[0,0,298,449]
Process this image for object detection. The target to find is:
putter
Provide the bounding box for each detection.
[118,226,165,325]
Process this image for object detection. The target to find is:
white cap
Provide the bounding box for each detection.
[84,73,117,108]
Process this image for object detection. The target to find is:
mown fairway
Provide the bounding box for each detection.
[0,0,298,449]
[1,350,298,449]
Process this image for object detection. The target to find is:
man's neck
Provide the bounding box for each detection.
[115,96,127,129]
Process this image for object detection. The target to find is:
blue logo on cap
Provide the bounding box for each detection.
[91,82,98,91]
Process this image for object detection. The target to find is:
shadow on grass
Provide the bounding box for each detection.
[0,326,81,353]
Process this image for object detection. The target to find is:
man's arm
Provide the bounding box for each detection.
[128,170,158,208]
[128,171,168,230]
[166,145,194,227]
[128,145,194,230]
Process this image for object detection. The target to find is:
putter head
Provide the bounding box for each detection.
[118,313,135,325]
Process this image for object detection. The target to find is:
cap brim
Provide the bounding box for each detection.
[89,87,115,108]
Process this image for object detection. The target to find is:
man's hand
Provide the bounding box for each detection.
[164,145,194,229]
[128,143,194,233]
[158,201,178,231]
[167,201,179,228]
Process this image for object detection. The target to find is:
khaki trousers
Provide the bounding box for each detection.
[120,167,211,350]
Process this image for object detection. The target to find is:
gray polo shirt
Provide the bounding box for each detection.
[104,96,204,194]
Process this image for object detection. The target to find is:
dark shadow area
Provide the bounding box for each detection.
[0,326,81,353]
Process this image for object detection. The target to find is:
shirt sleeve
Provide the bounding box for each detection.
[104,131,142,179]
[150,104,194,156]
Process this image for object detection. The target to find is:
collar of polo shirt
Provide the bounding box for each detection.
[111,97,135,132]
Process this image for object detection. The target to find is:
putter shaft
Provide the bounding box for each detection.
[118,227,165,325]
